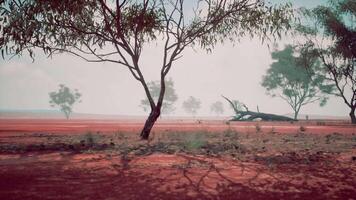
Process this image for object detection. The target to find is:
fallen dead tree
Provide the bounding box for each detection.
[222,96,295,121]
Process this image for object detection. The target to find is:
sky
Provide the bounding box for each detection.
[0,0,349,118]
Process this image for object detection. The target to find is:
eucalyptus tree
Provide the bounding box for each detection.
[0,0,294,139]
[297,0,356,123]
[49,84,82,119]
[262,45,334,120]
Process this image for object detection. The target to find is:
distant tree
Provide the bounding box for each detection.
[140,78,178,115]
[210,101,224,116]
[0,0,294,139]
[261,45,334,120]
[182,96,201,117]
[49,84,81,119]
[297,0,356,123]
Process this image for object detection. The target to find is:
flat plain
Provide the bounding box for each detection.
[0,118,355,200]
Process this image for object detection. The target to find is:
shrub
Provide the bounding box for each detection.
[299,126,307,132]
[255,124,262,133]
[183,132,207,151]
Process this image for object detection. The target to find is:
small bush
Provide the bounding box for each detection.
[80,132,102,147]
[255,124,262,133]
[223,128,239,140]
[183,132,207,151]
[299,126,307,132]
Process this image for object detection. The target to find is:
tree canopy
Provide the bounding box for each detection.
[262,45,334,119]
[296,0,356,123]
[49,84,81,119]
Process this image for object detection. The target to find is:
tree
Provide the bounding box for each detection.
[49,84,81,119]
[0,0,294,139]
[182,96,201,116]
[140,78,178,115]
[297,0,356,123]
[222,95,294,121]
[261,45,334,120]
[210,101,224,116]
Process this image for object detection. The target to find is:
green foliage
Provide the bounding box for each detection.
[183,132,207,151]
[182,96,201,116]
[190,1,295,51]
[297,0,355,123]
[49,84,81,119]
[261,45,334,119]
[0,0,163,59]
[140,78,178,114]
[0,0,294,59]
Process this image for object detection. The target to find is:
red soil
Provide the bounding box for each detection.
[0,119,355,135]
[0,152,355,200]
[0,119,355,199]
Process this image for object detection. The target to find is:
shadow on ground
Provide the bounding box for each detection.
[0,152,355,200]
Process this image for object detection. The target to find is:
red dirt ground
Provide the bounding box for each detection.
[0,119,355,200]
[0,119,355,135]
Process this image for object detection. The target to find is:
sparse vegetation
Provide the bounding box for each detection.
[182,132,207,152]
[1,128,354,157]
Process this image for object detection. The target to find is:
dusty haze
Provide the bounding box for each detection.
[0,0,348,118]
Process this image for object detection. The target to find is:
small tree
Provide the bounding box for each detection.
[140,78,178,115]
[261,45,334,120]
[49,84,81,119]
[0,0,294,139]
[182,96,201,117]
[297,0,356,123]
[210,101,224,116]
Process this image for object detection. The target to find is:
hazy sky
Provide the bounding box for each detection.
[0,0,348,117]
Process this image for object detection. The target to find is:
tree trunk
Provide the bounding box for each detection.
[140,106,161,139]
[294,107,301,120]
[139,73,166,140]
[350,107,356,124]
[293,112,298,120]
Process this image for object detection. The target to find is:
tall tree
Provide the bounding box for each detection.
[297,0,356,123]
[182,96,201,117]
[261,45,334,120]
[49,84,81,119]
[0,0,294,139]
[140,78,178,115]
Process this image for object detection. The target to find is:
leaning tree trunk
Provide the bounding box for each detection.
[350,107,356,124]
[140,78,165,140]
[140,106,161,139]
